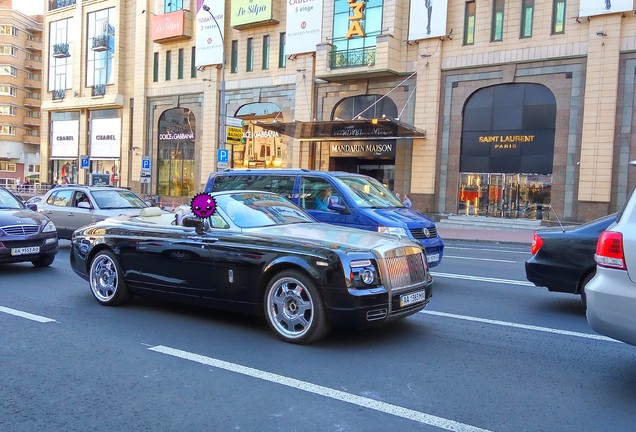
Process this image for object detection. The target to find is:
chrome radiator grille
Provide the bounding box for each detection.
[2,225,39,236]
[383,252,428,291]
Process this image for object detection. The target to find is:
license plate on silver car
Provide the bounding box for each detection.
[11,246,40,256]
[400,290,426,307]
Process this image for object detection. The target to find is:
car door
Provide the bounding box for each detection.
[299,176,347,225]
[131,225,218,299]
[39,189,74,238]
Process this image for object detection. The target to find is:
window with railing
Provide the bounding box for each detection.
[91,84,106,97]
[49,18,73,92]
[25,91,41,99]
[86,8,115,87]
[25,110,40,119]
[329,0,382,69]
[27,73,41,81]
[26,129,40,137]
[27,34,42,42]
[26,53,43,62]
[48,0,77,11]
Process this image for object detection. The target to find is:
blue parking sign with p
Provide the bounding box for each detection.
[80,155,90,169]
[142,157,151,170]
[218,149,229,163]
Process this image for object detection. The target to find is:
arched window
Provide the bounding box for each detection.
[157,108,196,196]
[332,94,398,120]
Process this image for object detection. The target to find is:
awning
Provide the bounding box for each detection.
[254,118,426,141]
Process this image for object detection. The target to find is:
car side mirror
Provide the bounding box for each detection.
[27,203,37,211]
[327,196,346,212]
[182,216,205,235]
[77,202,91,209]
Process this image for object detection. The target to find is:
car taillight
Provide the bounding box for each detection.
[531,233,543,255]
[595,231,626,270]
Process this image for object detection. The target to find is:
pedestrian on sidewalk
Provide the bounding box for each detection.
[403,194,412,208]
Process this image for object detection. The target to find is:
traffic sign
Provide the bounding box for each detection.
[218,149,229,163]
[226,126,244,144]
[226,117,245,128]
[217,162,229,170]
[141,156,151,172]
[80,155,90,169]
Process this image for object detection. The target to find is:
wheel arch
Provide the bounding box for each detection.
[259,256,325,301]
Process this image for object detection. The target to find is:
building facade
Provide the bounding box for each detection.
[0,0,42,188]
[41,0,636,221]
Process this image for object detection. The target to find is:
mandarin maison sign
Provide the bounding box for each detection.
[330,142,395,157]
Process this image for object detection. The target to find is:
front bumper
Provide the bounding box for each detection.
[0,236,58,264]
[324,280,433,329]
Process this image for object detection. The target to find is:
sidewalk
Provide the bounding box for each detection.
[435,224,535,245]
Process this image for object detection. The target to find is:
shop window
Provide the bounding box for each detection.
[157,107,196,197]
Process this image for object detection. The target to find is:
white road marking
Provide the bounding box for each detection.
[444,246,529,255]
[432,272,535,286]
[0,306,57,323]
[443,255,518,263]
[420,310,619,343]
[149,344,493,432]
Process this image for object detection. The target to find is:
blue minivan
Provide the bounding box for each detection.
[204,169,444,266]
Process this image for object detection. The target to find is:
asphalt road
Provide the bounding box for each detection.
[2,240,635,432]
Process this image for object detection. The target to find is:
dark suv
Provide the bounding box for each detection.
[37,185,150,239]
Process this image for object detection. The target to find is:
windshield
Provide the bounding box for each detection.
[92,190,147,209]
[0,188,24,210]
[338,176,403,208]
[216,193,314,228]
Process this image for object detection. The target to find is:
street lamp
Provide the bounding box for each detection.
[202,4,226,153]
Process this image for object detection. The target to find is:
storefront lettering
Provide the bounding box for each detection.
[56,135,75,141]
[237,4,267,17]
[332,127,392,137]
[331,143,393,153]
[478,135,535,143]
[96,135,116,140]
[158,132,195,140]
[243,130,279,138]
[346,0,365,38]
[289,0,314,12]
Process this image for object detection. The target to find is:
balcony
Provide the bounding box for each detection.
[52,89,65,101]
[22,134,40,145]
[49,0,76,11]
[23,116,41,126]
[25,59,42,71]
[91,35,110,52]
[23,97,41,108]
[24,78,41,89]
[316,35,410,82]
[91,84,106,97]
[52,43,70,58]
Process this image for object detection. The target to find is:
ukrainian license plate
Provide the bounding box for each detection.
[11,246,40,256]
[426,253,439,263]
[400,290,426,307]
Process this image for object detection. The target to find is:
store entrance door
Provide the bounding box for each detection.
[458,173,551,219]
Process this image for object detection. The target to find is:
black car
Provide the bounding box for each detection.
[70,191,433,344]
[525,213,617,305]
[0,187,58,267]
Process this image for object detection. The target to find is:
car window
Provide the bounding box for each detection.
[0,188,22,209]
[73,192,91,207]
[299,177,340,211]
[47,190,73,207]
[91,190,146,209]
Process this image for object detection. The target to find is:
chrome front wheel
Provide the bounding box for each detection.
[89,250,129,306]
[264,270,329,344]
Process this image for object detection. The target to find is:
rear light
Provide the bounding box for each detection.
[595,231,626,270]
[531,233,543,255]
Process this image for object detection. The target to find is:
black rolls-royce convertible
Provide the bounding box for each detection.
[70,191,433,343]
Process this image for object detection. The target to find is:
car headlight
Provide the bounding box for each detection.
[377,226,408,237]
[349,259,380,288]
[42,221,57,233]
